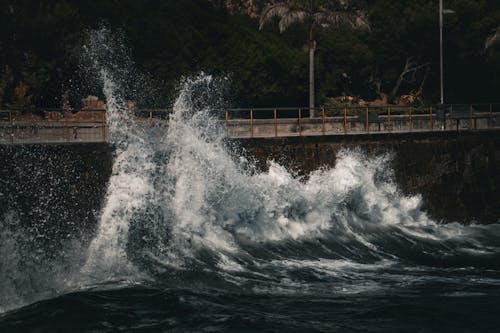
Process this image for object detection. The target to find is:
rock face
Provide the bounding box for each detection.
[239,131,500,224]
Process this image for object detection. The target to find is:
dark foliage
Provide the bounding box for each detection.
[0,0,499,108]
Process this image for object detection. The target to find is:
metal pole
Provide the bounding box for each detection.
[66,118,70,142]
[9,111,13,144]
[274,109,277,137]
[298,108,302,136]
[450,105,456,130]
[490,104,493,128]
[365,108,369,132]
[102,111,106,141]
[343,106,347,133]
[409,106,413,131]
[250,109,253,138]
[150,111,153,128]
[469,104,473,130]
[430,106,433,130]
[388,106,391,132]
[321,107,325,135]
[440,0,444,105]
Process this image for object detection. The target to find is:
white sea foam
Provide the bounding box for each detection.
[75,28,500,291]
[82,69,500,282]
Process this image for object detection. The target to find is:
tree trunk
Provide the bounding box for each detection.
[309,31,315,118]
[391,57,427,101]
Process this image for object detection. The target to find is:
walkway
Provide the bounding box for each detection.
[1,104,499,144]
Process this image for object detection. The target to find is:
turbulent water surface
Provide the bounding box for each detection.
[1,30,500,332]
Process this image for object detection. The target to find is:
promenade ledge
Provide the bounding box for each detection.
[1,104,499,144]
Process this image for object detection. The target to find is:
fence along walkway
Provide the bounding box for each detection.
[0,109,108,144]
[1,104,500,144]
[225,104,500,138]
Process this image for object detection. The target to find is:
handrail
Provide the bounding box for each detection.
[2,103,500,115]
[224,103,500,138]
[1,103,499,143]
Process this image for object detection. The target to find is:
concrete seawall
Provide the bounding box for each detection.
[238,131,500,224]
[1,131,498,230]
[0,144,114,255]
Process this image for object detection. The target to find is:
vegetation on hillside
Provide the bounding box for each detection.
[259,0,369,116]
[0,0,499,109]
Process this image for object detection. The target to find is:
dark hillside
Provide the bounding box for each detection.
[0,0,499,108]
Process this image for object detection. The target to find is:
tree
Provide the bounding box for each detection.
[259,0,369,117]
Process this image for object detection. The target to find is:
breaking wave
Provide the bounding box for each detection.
[1,28,500,316]
[80,70,500,294]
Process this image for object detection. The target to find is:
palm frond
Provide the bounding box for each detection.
[315,9,369,30]
[259,3,291,30]
[260,1,369,32]
[278,10,308,32]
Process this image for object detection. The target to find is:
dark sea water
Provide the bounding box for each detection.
[1,240,500,332]
[1,32,500,332]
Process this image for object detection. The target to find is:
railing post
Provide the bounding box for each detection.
[490,104,493,128]
[469,104,473,130]
[274,109,277,137]
[250,109,254,138]
[66,117,70,142]
[101,110,106,142]
[429,106,433,130]
[225,110,229,135]
[321,107,325,135]
[9,111,13,144]
[388,106,391,132]
[298,108,302,136]
[343,106,347,133]
[409,106,413,131]
[365,107,369,132]
[449,105,453,130]
[150,111,153,128]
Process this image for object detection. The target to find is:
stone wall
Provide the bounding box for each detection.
[0,144,114,257]
[238,131,500,224]
[1,130,498,234]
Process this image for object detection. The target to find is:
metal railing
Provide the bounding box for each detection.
[0,109,107,144]
[225,104,500,138]
[1,104,499,143]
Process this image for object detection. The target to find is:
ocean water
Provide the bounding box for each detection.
[1,30,500,332]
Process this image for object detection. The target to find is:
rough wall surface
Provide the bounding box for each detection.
[0,144,114,256]
[0,131,498,231]
[239,131,500,224]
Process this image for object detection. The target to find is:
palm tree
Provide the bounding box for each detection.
[259,0,369,117]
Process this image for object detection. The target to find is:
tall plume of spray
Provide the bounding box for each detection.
[79,27,131,137]
[77,25,251,276]
[80,27,157,279]
[77,26,233,279]
[77,25,241,279]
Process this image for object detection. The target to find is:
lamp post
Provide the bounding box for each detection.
[440,0,444,104]
[439,0,455,105]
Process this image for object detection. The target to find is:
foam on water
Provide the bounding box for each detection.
[80,66,500,286]
[77,29,500,279]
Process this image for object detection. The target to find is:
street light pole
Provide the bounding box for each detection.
[439,0,444,105]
